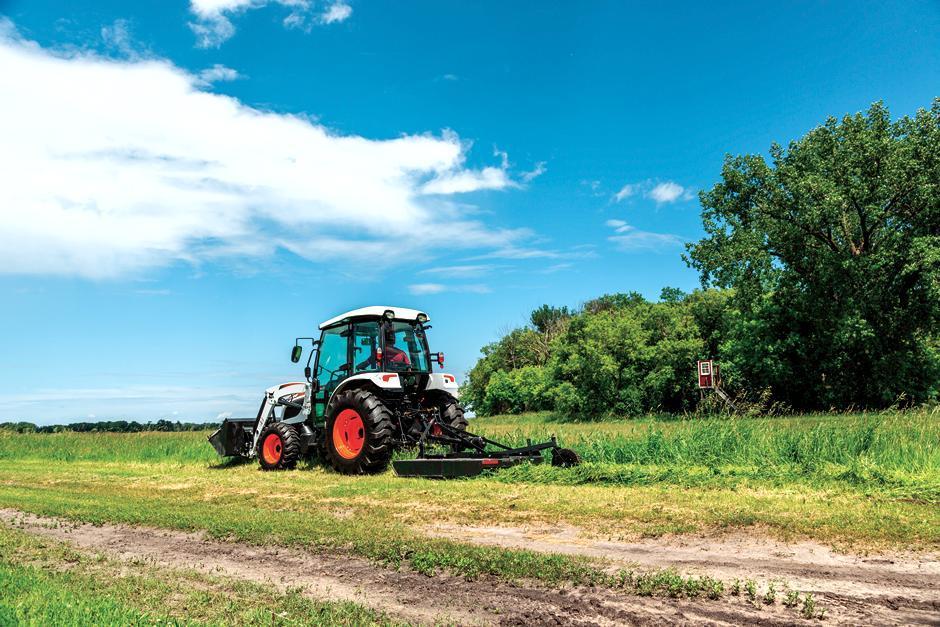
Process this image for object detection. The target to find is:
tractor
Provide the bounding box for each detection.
[209,306,579,477]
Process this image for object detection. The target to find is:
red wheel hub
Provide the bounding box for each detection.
[333,409,365,460]
[261,433,282,465]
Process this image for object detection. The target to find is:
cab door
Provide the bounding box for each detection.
[313,324,350,419]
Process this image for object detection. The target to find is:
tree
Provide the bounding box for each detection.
[686,100,940,408]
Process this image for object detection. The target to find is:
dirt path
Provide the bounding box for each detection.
[430,523,940,625]
[2,510,936,625]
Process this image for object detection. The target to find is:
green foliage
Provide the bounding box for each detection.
[464,290,731,418]
[479,365,555,415]
[686,100,940,409]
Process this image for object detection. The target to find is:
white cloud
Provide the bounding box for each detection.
[605,220,683,251]
[520,161,547,183]
[469,246,596,261]
[613,183,636,202]
[421,166,514,195]
[419,264,497,278]
[612,179,695,204]
[321,1,352,24]
[100,19,135,56]
[649,181,684,204]
[188,0,339,47]
[197,63,242,84]
[0,23,522,279]
[408,283,490,295]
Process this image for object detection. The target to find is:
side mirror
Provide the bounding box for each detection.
[291,345,303,363]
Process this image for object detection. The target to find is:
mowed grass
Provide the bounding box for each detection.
[0,410,936,590]
[0,524,396,626]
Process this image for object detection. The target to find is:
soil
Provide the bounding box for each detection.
[2,509,938,625]
[429,523,940,625]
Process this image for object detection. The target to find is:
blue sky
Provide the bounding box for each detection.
[0,0,937,423]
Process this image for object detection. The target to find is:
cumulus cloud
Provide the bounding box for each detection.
[407,283,490,295]
[0,23,522,279]
[188,0,344,47]
[321,1,352,24]
[612,179,694,204]
[605,219,683,251]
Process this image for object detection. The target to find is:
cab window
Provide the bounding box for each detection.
[384,322,430,372]
[316,325,348,395]
[352,321,381,373]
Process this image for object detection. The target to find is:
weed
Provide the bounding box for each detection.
[745,579,758,601]
[763,582,776,605]
[801,593,817,619]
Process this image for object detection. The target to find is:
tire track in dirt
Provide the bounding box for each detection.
[2,509,817,626]
[429,523,940,625]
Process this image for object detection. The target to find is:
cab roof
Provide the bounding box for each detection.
[318,306,430,330]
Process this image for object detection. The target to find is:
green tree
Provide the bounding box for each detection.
[550,296,703,418]
[686,101,940,408]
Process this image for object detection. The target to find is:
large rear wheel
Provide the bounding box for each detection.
[257,422,301,471]
[440,399,468,431]
[325,389,394,474]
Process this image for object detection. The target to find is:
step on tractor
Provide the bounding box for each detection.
[209,306,580,478]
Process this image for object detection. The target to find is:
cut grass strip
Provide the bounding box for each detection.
[0,524,397,626]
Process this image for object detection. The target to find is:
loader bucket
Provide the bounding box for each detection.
[208,417,254,457]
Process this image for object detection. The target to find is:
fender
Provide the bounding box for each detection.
[328,372,403,407]
[425,373,460,399]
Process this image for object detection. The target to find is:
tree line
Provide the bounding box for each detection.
[0,420,211,433]
[464,100,940,418]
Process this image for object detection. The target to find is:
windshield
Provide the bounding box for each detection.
[383,321,431,372]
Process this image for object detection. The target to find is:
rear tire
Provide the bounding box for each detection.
[440,399,468,431]
[326,389,394,474]
[257,422,301,471]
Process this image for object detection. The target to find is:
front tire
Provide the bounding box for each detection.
[257,422,301,471]
[325,389,394,474]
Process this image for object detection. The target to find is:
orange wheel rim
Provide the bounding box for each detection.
[333,409,365,460]
[262,433,282,465]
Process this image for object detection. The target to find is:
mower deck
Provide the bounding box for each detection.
[393,453,543,478]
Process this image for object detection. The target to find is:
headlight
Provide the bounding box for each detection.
[383,309,395,320]
[416,313,428,323]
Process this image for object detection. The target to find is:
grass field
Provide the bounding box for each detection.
[0,410,936,623]
[0,410,936,555]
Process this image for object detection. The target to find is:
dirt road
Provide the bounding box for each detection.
[2,510,937,625]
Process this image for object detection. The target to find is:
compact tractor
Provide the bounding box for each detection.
[209,306,579,477]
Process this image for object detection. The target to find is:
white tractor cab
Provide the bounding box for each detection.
[210,306,579,477]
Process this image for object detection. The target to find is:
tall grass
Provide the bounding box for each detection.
[473,411,940,501]
[1,412,936,500]
[0,430,217,464]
